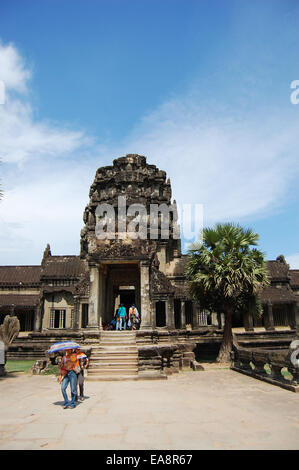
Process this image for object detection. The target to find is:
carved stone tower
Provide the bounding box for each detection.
[80,154,182,330]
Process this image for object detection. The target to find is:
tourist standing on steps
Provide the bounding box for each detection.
[59,349,78,409]
[117,304,127,330]
[129,304,139,330]
[115,304,121,330]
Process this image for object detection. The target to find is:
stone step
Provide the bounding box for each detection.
[87,368,138,375]
[95,346,138,352]
[100,342,136,346]
[101,331,136,335]
[86,371,168,381]
[89,362,138,369]
[91,355,138,362]
[87,329,140,381]
[100,334,136,338]
[86,374,140,382]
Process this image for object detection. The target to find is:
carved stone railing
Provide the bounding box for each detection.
[231,339,299,392]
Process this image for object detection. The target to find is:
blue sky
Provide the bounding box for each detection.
[0,0,299,266]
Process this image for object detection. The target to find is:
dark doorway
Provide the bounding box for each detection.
[119,289,135,316]
[156,301,166,327]
[81,304,89,328]
[174,299,181,329]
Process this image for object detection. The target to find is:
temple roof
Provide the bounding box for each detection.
[0,294,40,308]
[0,266,41,286]
[266,258,290,281]
[41,256,87,279]
[290,270,299,288]
[259,286,297,304]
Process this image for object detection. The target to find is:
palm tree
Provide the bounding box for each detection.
[186,223,269,362]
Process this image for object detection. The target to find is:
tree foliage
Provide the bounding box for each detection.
[186,223,269,361]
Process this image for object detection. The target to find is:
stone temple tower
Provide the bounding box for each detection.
[80,154,184,330]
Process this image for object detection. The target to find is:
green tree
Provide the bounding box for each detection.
[186,223,269,362]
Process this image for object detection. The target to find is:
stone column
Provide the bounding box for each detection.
[33,305,41,332]
[140,261,151,329]
[73,296,80,330]
[98,265,107,326]
[211,312,218,326]
[166,297,175,329]
[180,300,186,329]
[87,264,100,329]
[151,300,157,328]
[265,302,275,331]
[244,310,254,331]
[192,302,199,329]
[288,302,297,330]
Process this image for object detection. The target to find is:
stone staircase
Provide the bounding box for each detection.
[86,330,139,381]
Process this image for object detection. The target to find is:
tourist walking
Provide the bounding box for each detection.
[58,349,78,409]
[75,348,89,401]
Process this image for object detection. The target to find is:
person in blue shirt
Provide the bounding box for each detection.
[117,304,127,330]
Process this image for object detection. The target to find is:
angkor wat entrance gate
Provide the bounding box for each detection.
[96,262,140,326]
[81,154,190,333]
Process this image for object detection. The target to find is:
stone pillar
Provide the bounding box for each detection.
[166,297,175,329]
[140,261,151,329]
[265,302,275,331]
[88,264,100,330]
[151,301,157,328]
[73,296,80,330]
[211,312,218,326]
[33,305,41,332]
[192,302,199,329]
[288,302,297,330]
[98,265,107,326]
[180,300,186,329]
[244,310,254,331]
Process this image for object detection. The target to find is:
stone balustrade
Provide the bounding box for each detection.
[231,339,299,392]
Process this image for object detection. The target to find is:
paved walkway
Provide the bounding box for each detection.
[0,368,299,450]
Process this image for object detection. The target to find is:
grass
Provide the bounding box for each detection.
[5,360,58,375]
[5,360,35,374]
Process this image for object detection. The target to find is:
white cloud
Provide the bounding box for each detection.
[0,42,92,166]
[0,42,96,264]
[121,96,299,226]
[286,253,299,269]
[0,42,31,93]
